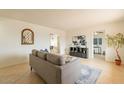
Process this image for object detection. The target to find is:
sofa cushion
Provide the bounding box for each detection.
[46,53,65,66]
[32,49,38,56]
[37,51,47,60]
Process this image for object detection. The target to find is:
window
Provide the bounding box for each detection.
[94,38,97,45]
[50,33,58,47]
[99,38,102,45]
[93,38,102,45]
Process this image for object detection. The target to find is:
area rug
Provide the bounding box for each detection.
[75,65,102,84]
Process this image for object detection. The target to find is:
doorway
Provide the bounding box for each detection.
[93,31,106,60]
[50,33,60,54]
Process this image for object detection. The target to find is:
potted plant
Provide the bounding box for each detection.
[106,33,124,65]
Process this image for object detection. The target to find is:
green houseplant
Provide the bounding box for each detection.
[106,33,124,65]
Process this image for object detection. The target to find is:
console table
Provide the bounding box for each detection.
[69,47,88,58]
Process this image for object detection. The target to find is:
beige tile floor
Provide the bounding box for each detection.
[0,56,124,84]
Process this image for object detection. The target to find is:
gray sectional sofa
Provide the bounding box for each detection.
[29,49,82,84]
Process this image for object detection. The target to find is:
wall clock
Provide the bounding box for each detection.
[21,29,34,45]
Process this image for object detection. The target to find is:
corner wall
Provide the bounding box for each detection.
[0,17,66,68]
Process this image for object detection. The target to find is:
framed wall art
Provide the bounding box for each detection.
[21,28,34,45]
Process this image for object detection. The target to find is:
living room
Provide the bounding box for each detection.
[0,9,124,84]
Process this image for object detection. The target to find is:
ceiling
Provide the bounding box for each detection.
[0,9,124,31]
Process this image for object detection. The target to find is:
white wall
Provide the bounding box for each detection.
[66,21,124,63]
[0,17,66,68]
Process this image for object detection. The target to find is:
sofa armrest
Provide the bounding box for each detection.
[59,58,81,69]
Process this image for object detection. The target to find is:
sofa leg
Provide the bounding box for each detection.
[30,67,32,71]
